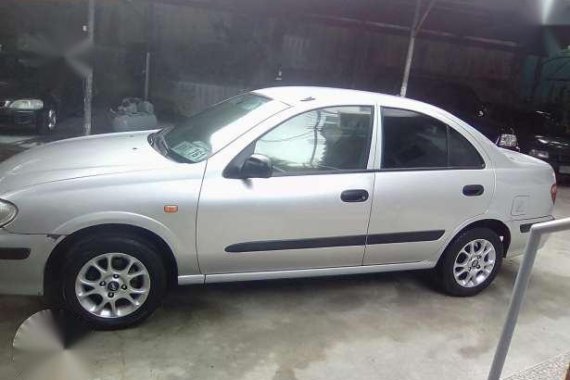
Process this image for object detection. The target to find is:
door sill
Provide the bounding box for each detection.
[178,261,434,285]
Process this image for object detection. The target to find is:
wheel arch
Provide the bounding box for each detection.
[44,223,180,298]
[441,218,511,263]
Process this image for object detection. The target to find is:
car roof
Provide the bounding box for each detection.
[254,86,425,108]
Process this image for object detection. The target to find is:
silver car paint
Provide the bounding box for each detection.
[3,132,205,276]
[0,87,555,295]
[364,97,496,266]
[197,97,379,273]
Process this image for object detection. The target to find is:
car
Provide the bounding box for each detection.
[405,80,520,150]
[0,87,556,329]
[485,104,570,177]
[0,52,82,134]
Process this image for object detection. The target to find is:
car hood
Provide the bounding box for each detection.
[0,130,176,194]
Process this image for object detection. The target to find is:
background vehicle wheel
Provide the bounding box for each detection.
[436,227,503,297]
[36,106,57,135]
[62,233,167,330]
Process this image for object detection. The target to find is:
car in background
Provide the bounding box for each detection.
[406,80,519,150]
[0,52,82,134]
[486,104,570,177]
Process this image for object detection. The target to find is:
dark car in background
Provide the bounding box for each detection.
[0,52,82,134]
[486,104,570,177]
[406,80,519,150]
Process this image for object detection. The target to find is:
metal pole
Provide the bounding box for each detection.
[399,0,421,97]
[144,0,154,100]
[487,231,542,380]
[144,52,151,100]
[83,0,95,136]
[399,0,436,97]
[415,0,437,35]
[488,217,570,380]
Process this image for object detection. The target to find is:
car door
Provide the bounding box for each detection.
[197,104,377,274]
[363,106,495,266]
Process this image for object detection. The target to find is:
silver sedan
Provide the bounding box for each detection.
[0,87,556,329]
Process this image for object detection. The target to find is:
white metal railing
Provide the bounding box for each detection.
[488,217,570,380]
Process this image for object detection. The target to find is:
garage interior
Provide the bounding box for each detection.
[0,0,569,379]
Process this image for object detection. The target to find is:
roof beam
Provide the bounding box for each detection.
[151,0,520,50]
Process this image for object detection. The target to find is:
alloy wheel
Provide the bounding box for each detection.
[453,239,496,288]
[74,252,151,319]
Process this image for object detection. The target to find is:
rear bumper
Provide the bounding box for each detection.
[507,215,554,257]
[0,229,58,296]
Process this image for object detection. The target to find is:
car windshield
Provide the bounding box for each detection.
[155,93,273,163]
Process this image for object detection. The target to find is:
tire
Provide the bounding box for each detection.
[36,106,57,135]
[61,233,167,330]
[435,227,503,297]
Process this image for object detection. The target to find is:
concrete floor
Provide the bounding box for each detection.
[505,352,570,380]
[1,189,570,380]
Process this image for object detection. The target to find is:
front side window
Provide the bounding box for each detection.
[382,107,484,170]
[254,106,374,175]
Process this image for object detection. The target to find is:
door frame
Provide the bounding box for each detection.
[195,99,382,274]
[373,98,493,169]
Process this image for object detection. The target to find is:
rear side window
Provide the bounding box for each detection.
[448,127,485,167]
[382,107,484,170]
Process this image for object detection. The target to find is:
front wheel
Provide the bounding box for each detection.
[62,233,167,330]
[436,228,503,297]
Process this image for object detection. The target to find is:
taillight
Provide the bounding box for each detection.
[551,183,557,204]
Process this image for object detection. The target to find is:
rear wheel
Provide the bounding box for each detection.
[61,233,167,330]
[436,228,503,296]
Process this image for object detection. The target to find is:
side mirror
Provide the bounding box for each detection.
[240,154,272,179]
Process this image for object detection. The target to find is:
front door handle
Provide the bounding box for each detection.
[463,184,484,196]
[341,189,369,203]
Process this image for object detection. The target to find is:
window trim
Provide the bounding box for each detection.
[379,106,486,171]
[224,104,377,178]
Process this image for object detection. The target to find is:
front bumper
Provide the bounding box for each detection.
[507,215,554,257]
[0,107,40,127]
[0,229,59,296]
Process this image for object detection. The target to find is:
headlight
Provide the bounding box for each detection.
[0,200,17,227]
[498,133,518,148]
[8,99,44,110]
[529,149,549,160]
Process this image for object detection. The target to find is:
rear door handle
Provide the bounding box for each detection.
[463,184,484,196]
[341,189,369,203]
